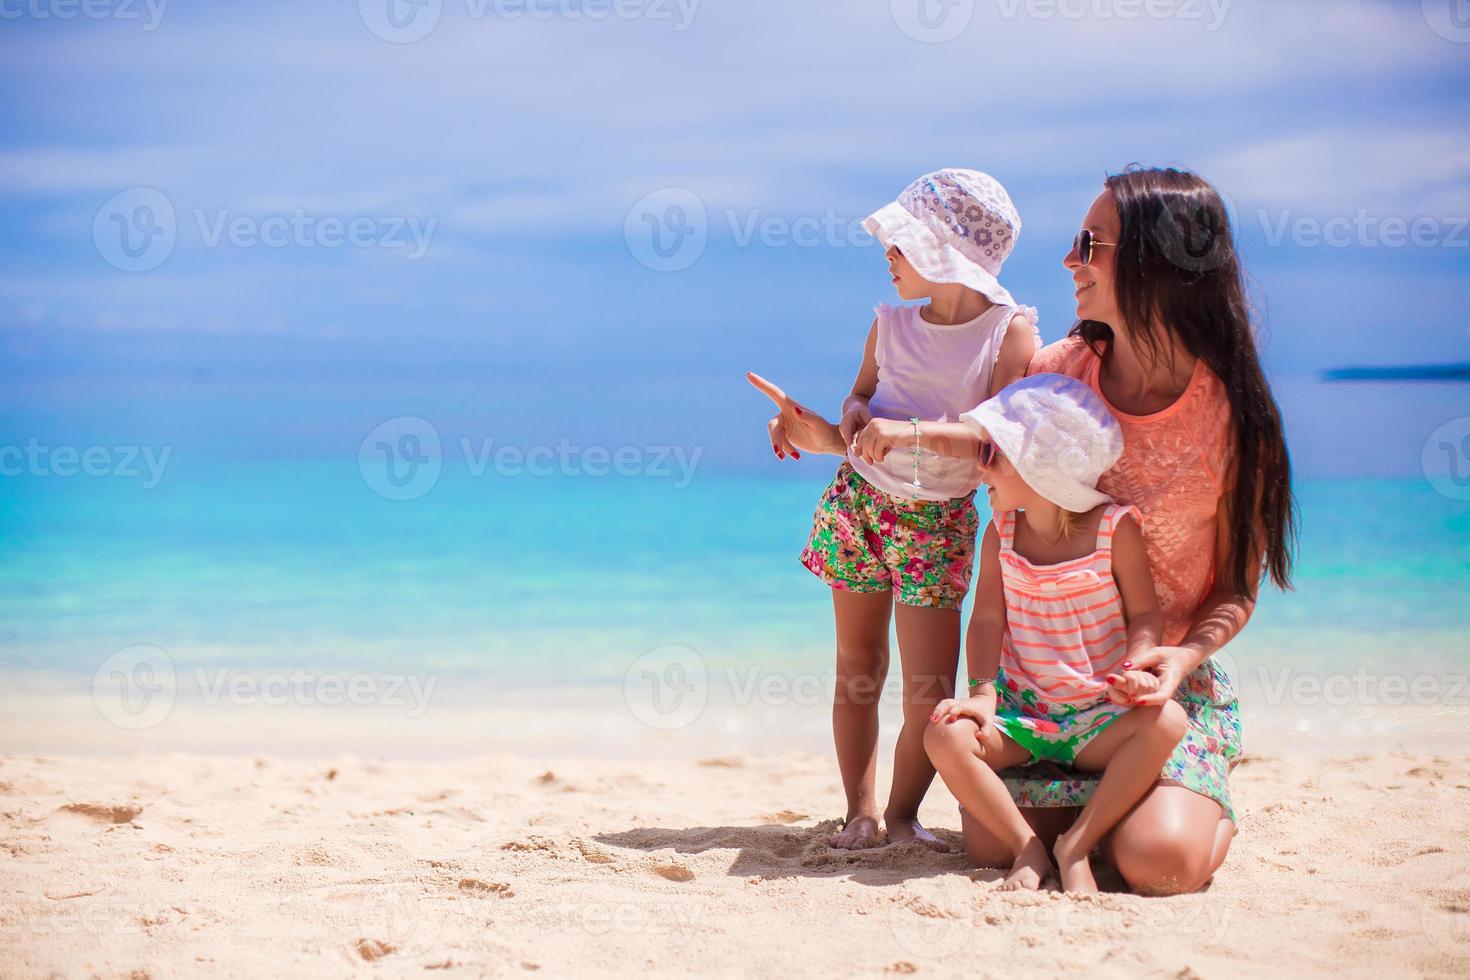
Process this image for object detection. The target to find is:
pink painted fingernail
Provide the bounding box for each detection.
[793,406,803,416]
[1122,661,1133,669]
[792,451,800,459]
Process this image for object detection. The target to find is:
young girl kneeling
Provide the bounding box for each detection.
[922,373,1187,892]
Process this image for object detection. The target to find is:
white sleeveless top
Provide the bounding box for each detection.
[847,302,1038,501]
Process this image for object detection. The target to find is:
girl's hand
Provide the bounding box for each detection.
[746,372,844,459]
[838,401,873,448]
[1104,668,1162,705]
[851,417,911,465]
[1107,647,1191,706]
[930,696,996,736]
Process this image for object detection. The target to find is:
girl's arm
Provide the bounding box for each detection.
[838,320,881,446]
[990,312,1039,398]
[933,525,1005,726]
[1106,512,1164,701]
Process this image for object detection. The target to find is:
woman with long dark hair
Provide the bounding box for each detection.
[758,165,1296,894]
[954,166,1298,893]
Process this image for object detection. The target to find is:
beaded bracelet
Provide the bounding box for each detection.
[967,676,997,692]
[908,416,923,496]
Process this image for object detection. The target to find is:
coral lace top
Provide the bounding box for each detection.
[1029,338,1233,645]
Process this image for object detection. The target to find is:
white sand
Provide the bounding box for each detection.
[4,748,1469,978]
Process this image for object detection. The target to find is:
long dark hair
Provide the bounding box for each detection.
[1073,166,1297,594]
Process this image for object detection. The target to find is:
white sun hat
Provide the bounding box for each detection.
[960,373,1125,513]
[862,169,1021,306]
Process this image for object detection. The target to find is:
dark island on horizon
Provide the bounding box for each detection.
[1321,363,1470,382]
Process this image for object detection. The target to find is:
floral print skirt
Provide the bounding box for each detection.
[992,671,1129,766]
[999,656,1243,823]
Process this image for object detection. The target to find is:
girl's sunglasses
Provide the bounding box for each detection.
[1073,228,1117,266]
[977,440,999,469]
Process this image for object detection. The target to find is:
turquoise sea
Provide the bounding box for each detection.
[1,378,1468,753]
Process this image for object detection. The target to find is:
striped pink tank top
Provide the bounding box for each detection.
[997,504,1141,715]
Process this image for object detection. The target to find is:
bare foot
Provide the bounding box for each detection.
[827,814,883,850]
[884,815,950,853]
[1052,830,1098,894]
[999,837,1051,891]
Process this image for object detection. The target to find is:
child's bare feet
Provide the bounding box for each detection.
[827,814,883,850]
[1051,829,1099,893]
[1000,837,1052,891]
[884,815,950,852]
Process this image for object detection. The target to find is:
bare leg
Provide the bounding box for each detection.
[1100,781,1235,895]
[924,715,1048,889]
[884,602,961,851]
[960,805,1077,868]
[1052,701,1188,893]
[826,588,893,850]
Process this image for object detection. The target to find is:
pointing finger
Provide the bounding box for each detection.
[746,372,793,411]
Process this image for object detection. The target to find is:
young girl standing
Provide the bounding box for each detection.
[919,374,1187,892]
[750,169,1039,849]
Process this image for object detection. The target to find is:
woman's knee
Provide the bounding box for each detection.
[1110,823,1214,896]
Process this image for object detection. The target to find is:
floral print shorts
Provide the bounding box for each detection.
[800,463,980,610]
[992,672,1128,766]
[997,656,1243,823]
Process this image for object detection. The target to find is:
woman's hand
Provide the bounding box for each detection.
[930,695,997,736]
[746,372,844,459]
[850,418,911,466]
[1107,646,1193,706]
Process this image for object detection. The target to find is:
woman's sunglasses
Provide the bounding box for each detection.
[1073,228,1117,266]
[977,440,999,469]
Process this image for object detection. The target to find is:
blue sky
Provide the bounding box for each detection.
[1,0,1467,475]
